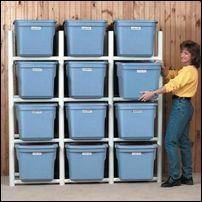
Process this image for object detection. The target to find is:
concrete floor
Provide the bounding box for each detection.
[1,173,201,201]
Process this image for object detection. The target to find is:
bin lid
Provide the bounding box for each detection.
[15,144,58,150]
[15,61,58,68]
[115,143,157,150]
[14,20,56,27]
[65,103,107,110]
[64,20,107,27]
[65,61,107,68]
[115,103,157,110]
[65,144,108,150]
[16,103,57,111]
[114,20,157,27]
[116,62,161,70]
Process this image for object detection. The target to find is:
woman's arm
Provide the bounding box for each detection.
[138,86,166,102]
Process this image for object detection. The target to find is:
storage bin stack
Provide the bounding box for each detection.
[65,103,107,140]
[114,20,157,57]
[65,61,107,98]
[116,62,161,99]
[14,20,58,181]
[114,20,159,181]
[65,144,108,181]
[115,144,157,181]
[64,20,108,181]
[15,144,58,181]
[14,20,56,57]
[15,61,57,99]
[64,20,106,56]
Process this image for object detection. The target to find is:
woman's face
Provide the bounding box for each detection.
[180,48,192,65]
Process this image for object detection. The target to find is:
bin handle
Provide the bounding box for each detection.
[131,26,141,30]
[82,152,93,156]
[82,109,93,113]
[31,26,42,30]
[81,26,92,30]
[82,68,93,72]
[132,110,143,113]
[32,68,43,72]
[32,110,43,114]
[128,150,153,153]
[118,150,155,153]
[136,69,147,73]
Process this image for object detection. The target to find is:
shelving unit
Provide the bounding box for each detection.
[8,30,163,186]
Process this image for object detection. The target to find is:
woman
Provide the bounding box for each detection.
[139,40,200,187]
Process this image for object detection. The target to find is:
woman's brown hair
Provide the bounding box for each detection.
[180,40,201,69]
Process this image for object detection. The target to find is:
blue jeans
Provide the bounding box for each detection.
[165,98,193,179]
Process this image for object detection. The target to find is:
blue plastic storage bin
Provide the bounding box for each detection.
[16,144,58,181]
[65,103,107,140]
[115,144,157,180]
[16,61,57,99]
[14,20,56,56]
[65,61,107,98]
[115,103,157,140]
[114,20,157,56]
[65,144,108,180]
[116,62,161,99]
[64,20,107,56]
[16,103,57,141]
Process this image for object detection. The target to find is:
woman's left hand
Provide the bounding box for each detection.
[139,91,155,102]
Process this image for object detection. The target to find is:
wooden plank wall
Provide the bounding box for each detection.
[1,1,201,175]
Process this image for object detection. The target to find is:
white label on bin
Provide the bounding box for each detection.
[81,26,92,30]
[32,152,42,156]
[131,26,141,31]
[82,152,92,155]
[132,152,142,156]
[82,68,93,72]
[136,70,147,73]
[32,110,42,114]
[32,68,43,72]
[132,110,143,113]
[31,26,42,30]
[82,109,93,113]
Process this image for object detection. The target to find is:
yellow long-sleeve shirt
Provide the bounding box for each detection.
[164,65,198,97]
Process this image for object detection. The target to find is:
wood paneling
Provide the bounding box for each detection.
[1,1,201,175]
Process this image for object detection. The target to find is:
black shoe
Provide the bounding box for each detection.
[161,176,181,187]
[180,175,194,185]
